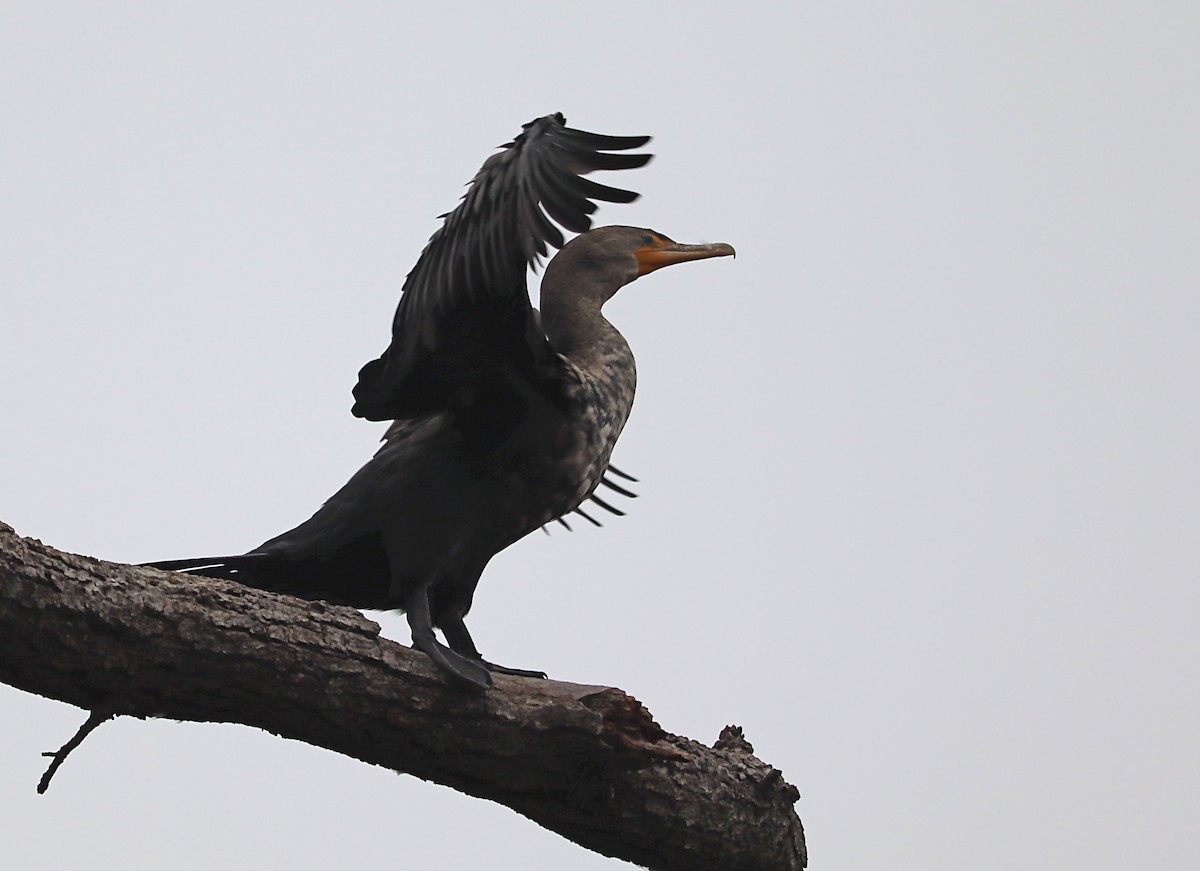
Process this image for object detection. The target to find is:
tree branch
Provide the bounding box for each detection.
[0,521,805,870]
[37,708,114,793]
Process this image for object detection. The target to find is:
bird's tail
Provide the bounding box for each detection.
[139,554,269,580]
[141,539,394,610]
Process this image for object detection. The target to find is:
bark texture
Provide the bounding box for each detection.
[0,521,805,870]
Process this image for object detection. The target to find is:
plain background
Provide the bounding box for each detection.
[2,2,1197,869]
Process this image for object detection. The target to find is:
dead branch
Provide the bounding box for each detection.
[0,521,805,870]
[37,708,114,793]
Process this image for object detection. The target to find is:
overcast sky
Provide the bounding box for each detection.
[2,3,1198,869]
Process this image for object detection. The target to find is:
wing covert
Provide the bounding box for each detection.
[352,113,652,421]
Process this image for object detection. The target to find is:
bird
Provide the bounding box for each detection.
[144,114,734,690]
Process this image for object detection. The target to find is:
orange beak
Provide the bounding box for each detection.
[634,240,736,277]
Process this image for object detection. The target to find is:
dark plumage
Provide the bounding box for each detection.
[145,115,734,689]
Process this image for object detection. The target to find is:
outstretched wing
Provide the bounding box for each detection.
[351,113,652,421]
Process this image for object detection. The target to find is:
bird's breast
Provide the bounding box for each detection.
[472,352,636,542]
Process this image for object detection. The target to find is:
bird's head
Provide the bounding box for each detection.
[544,225,735,307]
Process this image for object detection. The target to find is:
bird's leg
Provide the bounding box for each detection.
[436,615,481,658]
[405,585,492,690]
[439,613,548,680]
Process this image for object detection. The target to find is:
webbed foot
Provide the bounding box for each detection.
[407,586,493,691]
[437,612,548,680]
[425,645,493,691]
[482,660,548,679]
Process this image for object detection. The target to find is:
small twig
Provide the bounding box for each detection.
[38,710,113,794]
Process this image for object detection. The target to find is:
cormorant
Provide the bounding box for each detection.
[145,114,734,689]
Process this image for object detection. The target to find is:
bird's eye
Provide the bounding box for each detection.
[642,234,655,245]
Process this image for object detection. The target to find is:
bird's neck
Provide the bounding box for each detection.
[541,294,623,368]
[540,269,637,432]
[538,251,627,355]
[541,291,636,422]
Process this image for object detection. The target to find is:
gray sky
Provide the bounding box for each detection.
[3,2,1198,869]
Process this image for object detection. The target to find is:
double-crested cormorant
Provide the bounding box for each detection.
[146,114,734,689]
